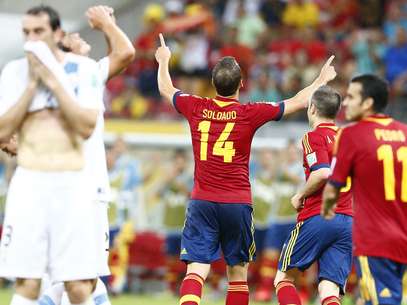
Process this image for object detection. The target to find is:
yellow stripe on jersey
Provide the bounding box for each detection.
[302,134,312,154]
[180,294,201,305]
[358,256,379,305]
[320,125,339,131]
[281,222,303,272]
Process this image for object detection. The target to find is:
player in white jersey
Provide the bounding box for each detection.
[0,5,103,305]
[38,6,135,305]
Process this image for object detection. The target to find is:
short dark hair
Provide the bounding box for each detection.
[351,74,388,113]
[212,56,242,96]
[311,85,342,119]
[26,5,61,31]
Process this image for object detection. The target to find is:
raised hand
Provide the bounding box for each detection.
[155,33,171,63]
[86,5,115,31]
[316,55,337,86]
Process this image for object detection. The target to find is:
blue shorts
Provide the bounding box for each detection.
[180,200,255,266]
[166,232,182,256]
[278,214,353,293]
[264,222,296,251]
[354,256,407,305]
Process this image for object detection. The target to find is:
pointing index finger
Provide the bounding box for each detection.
[159,33,166,47]
[325,55,335,67]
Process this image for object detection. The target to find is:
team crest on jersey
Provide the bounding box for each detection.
[306,152,317,167]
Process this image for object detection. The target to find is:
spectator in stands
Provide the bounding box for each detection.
[259,0,287,26]
[282,0,320,28]
[384,0,407,44]
[248,71,282,102]
[384,27,407,83]
[235,2,267,49]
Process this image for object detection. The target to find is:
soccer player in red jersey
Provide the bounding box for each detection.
[274,86,353,305]
[155,33,336,305]
[323,74,407,305]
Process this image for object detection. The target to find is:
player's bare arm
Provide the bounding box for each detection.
[321,182,340,219]
[86,5,135,79]
[29,54,98,139]
[291,168,331,211]
[156,33,179,103]
[0,54,39,143]
[283,56,337,116]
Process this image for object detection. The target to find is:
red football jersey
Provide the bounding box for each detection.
[298,123,353,221]
[330,115,407,263]
[173,91,284,204]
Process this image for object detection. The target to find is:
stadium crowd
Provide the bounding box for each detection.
[106,0,407,122]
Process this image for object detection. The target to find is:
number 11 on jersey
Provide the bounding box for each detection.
[198,120,236,163]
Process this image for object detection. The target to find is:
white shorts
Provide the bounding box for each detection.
[94,199,110,276]
[0,167,99,282]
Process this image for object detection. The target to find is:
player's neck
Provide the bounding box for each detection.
[360,110,377,120]
[217,92,239,100]
[312,118,334,129]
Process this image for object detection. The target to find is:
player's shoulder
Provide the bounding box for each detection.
[2,58,27,74]
[304,129,325,144]
[65,52,98,69]
[242,101,279,109]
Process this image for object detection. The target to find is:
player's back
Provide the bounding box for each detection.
[340,115,407,262]
[173,92,284,203]
[299,124,352,221]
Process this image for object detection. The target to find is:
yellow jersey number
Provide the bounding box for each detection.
[198,120,236,163]
[377,145,407,202]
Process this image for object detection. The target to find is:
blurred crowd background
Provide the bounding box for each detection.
[0,0,407,303]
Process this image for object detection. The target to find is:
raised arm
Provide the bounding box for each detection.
[155,33,179,103]
[29,55,98,139]
[283,56,337,117]
[86,5,135,79]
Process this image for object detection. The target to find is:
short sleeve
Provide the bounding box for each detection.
[329,128,356,188]
[76,59,103,110]
[173,91,203,118]
[302,132,330,172]
[247,102,285,129]
[97,57,110,84]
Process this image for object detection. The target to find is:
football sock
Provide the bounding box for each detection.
[226,281,249,305]
[258,256,278,291]
[11,294,38,305]
[39,282,64,305]
[179,273,204,305]
[92,279,111,305]
[322,296,341,305]
[276,280,301,305]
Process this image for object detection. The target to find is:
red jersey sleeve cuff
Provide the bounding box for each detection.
[328,179,346,188]
[172,90,183,113]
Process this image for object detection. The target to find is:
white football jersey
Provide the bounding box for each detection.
[83,56,112,202]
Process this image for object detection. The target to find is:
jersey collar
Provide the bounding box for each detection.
[213,95,239,107]
[362,114,393,126]
[316,122,338,131]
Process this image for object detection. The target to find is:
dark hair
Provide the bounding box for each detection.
[351,74,388,113]
[311,85,342,119]
[26,5,61,31]
[212,56,242,96]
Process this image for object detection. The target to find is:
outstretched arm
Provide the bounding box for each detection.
[86,5,136,79]
[283,56,337,117]
[155,33,179,103]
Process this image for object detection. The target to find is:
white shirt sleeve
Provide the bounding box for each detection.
[98,57,110,84]
[76,58,104,110]
[0,60,28,115]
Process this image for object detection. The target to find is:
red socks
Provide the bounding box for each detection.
[226,281,249,305]
[322,296,341,305]
[276,280,301,305]
[179,273,204,305]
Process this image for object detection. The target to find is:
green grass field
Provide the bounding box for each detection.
[0,288,272,305]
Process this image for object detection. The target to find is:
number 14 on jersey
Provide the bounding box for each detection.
[198,121,236,163]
